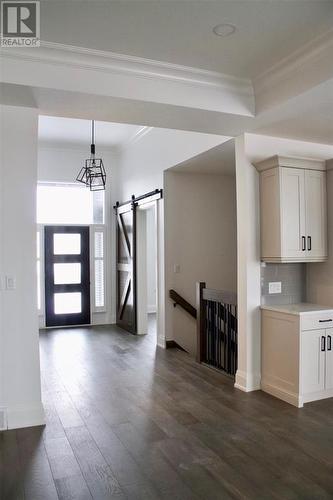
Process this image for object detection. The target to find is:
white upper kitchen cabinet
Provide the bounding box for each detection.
[305,169,327,259]
[255,155,327,263]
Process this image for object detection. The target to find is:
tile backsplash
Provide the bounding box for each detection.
[261,263,306,306]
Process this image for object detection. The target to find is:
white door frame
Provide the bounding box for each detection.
[135,198,165,347]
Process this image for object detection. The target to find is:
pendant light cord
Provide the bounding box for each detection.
[91,119,95,156]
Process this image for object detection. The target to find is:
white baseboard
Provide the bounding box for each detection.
[7,402,45,430]
[261,381,302,408]
[234,370,261,392]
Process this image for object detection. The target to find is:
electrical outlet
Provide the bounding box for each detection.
[268,282,282,294]
[173,264,180,274]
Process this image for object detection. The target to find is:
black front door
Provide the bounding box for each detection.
[45,226,91,327]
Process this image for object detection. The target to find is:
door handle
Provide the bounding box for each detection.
[302,236,306,251]
[321,336,326,351]
[308,236,312,251]
[328,335,332,351]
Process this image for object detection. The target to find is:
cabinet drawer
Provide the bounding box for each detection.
[301,313,333,331]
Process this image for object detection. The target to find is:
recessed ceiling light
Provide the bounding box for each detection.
[212,23,236,37]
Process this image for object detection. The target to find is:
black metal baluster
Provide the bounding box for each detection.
[201,294,237,376]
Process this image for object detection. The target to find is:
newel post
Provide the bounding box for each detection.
[196,282,206,363]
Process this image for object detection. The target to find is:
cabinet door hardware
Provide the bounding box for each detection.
[308,236,312,251]
[328,335,332,351]
[321,336,326,351]
[319,319,332,323]
[302,236,306,251]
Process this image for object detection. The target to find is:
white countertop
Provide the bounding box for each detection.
[261,303,333,316]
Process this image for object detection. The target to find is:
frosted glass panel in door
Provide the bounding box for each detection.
[54,292,82,314]
[54,263,81,285]
[54,233,81,255]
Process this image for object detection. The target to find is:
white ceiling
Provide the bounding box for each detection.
[38,116,145,148]
[40,0,333,78]
[171,139,235,175]
[253,78,333,146]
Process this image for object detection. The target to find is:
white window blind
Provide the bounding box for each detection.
[92,227,105,310]
[37,229,42,312]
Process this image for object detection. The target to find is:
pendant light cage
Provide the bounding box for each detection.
[76,120,106,191]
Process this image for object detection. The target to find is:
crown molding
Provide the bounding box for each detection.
[38,126,153,153]
[254,29,333,111]
[0,40,253,97]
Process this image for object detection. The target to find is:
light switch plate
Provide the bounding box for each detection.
[268,282,282,294]
[6,276,16,290]
[173,264,180,274]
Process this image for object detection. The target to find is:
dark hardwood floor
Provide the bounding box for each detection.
[2,323,333,499]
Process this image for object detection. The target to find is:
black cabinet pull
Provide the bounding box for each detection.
[328,336,332,351]
[321,336,326,351]
[308,236,312,251]
[319,319,332,323]
[302,236,306,251]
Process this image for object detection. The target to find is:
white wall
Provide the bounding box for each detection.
[164,171,237,355]
[118,127,228,347]
[0,105,44,429]
[117,128,229,201]
[38,144,119,325]
[235,135,261,392]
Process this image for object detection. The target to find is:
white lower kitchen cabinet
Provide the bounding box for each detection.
[261,304,333,407]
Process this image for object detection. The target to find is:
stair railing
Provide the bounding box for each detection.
[196,282,237,376]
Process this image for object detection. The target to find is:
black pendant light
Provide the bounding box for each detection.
[76,120,106,191]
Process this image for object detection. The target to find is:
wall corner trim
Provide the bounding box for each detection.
[6,402,45,430]
[234,370,261,392]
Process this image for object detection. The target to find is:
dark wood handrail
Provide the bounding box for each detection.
[169,289,197,319]
[203,288,237,306]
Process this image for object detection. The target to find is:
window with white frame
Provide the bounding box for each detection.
[37,227,45,314]
[36,184,107,319]
[37,183,104,225]
[37,230,41,311]
[92,226,106,311]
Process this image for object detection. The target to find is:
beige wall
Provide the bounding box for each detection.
[164,171,237,355]
[307,169,333,305]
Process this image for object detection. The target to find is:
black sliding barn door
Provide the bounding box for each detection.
[45,226,91,327]
[116,203,137,334]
